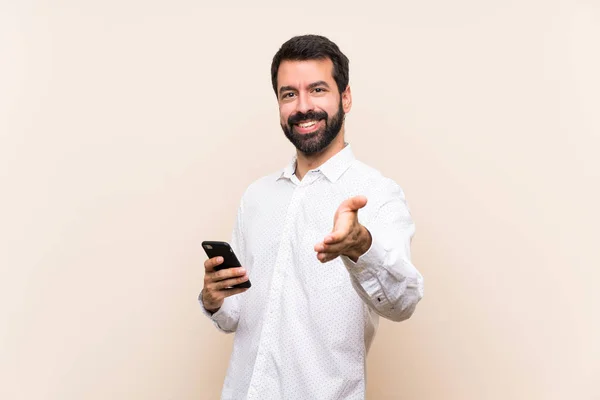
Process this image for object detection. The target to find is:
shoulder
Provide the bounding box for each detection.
[346,159,407,200]
[239,170,282,205]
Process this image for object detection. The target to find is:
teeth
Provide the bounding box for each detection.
[298,120,317,128]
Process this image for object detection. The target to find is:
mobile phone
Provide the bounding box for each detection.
[202,241,251,289]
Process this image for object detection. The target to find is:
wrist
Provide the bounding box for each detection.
[347,225,372,262]
[206,307,220,314]
[201,290,221,314]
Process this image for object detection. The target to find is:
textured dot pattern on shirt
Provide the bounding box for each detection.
[200,143,424,400]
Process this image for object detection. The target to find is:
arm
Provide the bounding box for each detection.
[199,197,247,333]
[340,183,424,322]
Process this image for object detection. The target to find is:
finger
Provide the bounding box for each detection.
[204,256,224,272]
[317,251,340,263]
[222,286,250,298]
[315,241,346,255]
[347,195,368,211]
[323,229,348,244]
[211,266,246,282]
[339,195,368,213]
[215,274,250,290]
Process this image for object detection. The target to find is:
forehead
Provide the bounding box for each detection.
[277,59,336,89]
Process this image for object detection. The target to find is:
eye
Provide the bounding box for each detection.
[282,92,295,99]
[314,88,325,93]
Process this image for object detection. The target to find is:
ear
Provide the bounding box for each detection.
[341,85,352,113]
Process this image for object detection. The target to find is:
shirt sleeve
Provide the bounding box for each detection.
[199,195,246,333]
[340,180,424,322]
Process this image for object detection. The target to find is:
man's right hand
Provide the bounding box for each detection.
[202,256,250,313]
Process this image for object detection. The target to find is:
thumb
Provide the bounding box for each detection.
[345,195,368,211]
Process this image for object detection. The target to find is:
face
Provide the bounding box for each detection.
[277,59,352,155]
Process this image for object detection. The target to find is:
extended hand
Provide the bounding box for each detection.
[314,195,372,263]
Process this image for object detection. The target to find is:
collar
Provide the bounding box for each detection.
[277,142,355,183]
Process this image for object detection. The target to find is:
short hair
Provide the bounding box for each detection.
[271,34,350,96]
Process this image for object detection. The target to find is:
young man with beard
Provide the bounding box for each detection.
[200,35,424,399]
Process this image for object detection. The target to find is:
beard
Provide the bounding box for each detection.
[280,100,345,155]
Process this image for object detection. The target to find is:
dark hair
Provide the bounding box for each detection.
[271,34,350,96]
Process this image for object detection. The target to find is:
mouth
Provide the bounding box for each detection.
[293,119,324,134]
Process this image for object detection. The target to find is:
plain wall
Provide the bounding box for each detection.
[1,1,598,399]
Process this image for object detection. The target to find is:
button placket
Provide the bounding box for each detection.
[246,185,307,397]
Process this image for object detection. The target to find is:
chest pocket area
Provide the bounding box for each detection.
[280,223,342,291]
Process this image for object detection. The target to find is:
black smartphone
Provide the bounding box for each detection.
[202,241,251,289]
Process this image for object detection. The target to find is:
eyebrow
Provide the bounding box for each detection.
[308,81,330,90]
[278,81,331,96]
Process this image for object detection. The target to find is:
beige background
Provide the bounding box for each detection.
[1,1,599,399]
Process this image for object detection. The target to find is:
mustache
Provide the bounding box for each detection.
[288,110,328,126]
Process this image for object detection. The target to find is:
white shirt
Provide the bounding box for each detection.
[201,143,424,400]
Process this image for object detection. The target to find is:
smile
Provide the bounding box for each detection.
[293,119,325,135]
[296,120,318,128]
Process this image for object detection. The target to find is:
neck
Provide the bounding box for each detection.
[294,129,346,181]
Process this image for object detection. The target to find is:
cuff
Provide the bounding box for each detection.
[198,290,232,325]
[340,232,390,306]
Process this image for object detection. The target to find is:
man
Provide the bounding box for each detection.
[200,34,424,399]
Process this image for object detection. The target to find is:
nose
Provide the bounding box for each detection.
[295,91,314,115]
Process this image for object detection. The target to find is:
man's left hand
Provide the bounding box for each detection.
[314,195,373,263]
